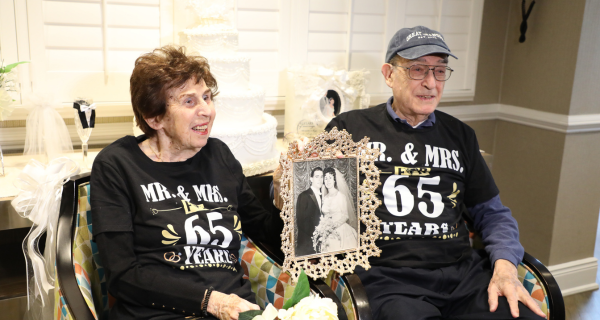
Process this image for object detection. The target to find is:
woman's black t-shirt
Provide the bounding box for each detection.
[91,136,281,319]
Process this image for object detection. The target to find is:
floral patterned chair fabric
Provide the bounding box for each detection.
[56,179,110,320]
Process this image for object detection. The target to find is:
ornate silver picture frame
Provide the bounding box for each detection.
[279,128,382,282]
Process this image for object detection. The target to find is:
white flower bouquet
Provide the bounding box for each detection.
[240,270,339,320]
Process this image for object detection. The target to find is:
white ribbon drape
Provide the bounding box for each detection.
[11,157,80,318]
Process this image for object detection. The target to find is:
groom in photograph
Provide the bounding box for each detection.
[295,167,324,256]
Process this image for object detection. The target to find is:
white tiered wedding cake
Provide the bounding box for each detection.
[180,0,279,176]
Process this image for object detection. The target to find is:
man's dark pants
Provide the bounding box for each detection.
[355,250,546,320]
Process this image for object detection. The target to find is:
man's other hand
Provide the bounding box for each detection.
[488,259,546,318]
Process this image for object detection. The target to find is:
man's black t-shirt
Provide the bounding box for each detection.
[326,104,498,269]
[91,136,281,319]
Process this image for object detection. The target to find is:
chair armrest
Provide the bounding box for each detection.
[56,174,94,320]
[342,273,373,320]
[522,252,565,320]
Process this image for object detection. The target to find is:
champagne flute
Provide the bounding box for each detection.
[74,98,94,168]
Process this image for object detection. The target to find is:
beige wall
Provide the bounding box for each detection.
[550,132,600,265]
[466,0,600,268]
[492,122,566,263]
[451,0,600,267]
[569,0,600,115]
[500,0,586,114]
[464,120,496,154]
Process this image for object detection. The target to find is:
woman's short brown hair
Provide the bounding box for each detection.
[130,45,218,137]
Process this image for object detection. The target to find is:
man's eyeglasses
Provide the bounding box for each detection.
[392,64,454,81]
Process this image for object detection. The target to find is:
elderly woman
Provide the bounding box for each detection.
[91,46,281,320]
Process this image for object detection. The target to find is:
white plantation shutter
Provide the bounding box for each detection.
[237,0,284,98]
[401,0,483,100]
[349,0,387,99]
[28,0,162,104]
[230,0,483,105]
[3,0,483,111]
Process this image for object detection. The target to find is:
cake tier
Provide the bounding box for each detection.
[205,53,250,91]
[180,26,238,55]
[210,113,279,176]
[214,85,265,127]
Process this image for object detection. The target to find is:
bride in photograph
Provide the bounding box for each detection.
[312,166,358,253]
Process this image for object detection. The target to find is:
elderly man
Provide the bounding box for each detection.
[322,26,547,320]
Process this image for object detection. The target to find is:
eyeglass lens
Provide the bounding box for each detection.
[410,65,452,81]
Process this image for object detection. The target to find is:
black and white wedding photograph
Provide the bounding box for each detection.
[293,157,359,258]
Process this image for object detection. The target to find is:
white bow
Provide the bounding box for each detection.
[11,157,80,308]
[79,102,96,112]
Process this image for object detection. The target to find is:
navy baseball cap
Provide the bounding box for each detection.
[385,26,457,63]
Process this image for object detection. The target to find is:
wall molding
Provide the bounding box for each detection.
[4,102,600,151]
[547,257,599,296]
[438,103,600,133]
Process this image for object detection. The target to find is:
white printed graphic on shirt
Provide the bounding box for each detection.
[138,182,242,272]
[366,142,466,242]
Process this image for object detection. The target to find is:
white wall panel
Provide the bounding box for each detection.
[238,31,278,51]
[107,4,160,27]
[43,2,159,27]
[351,34,383,51]
[251,70,281,96]
[237,0,278,10]
[444,0,472,16]
[246,52,280,71]
[307,52,346,68]
[448,50,467,67]
[444,34,469,52]
[238,11,278,30]
[440,16,470,34]
[107,28,160,48]
[45,49,144,72]
[405,16,438,30]
[45,72,131,101]
[350,52,382,69]
[107,50,148,71]
[309,13,348,32]
[46,50,104,71]
[44,25,102,48]
[308,33,346,51]
[309,0,349,13]
[353,0,385,14]
[444,68,466,91]
[102,0,159,5]
[406,0,438,14]
[43,1,101,25]
[352,14,385,33]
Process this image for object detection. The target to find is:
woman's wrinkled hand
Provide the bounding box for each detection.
[207,291,260,320]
